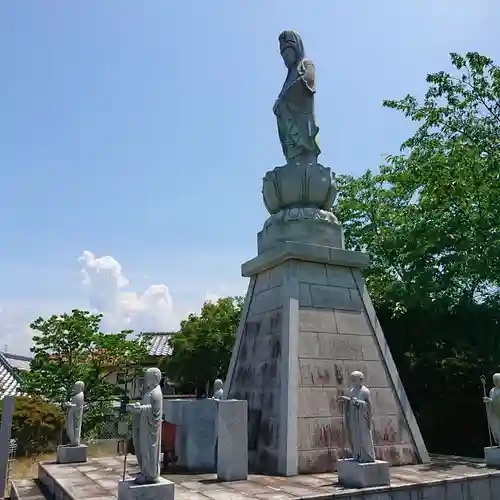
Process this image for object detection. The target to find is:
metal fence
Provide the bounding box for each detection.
[5,439,17,494]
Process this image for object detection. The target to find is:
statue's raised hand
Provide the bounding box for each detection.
[484,396,493,403]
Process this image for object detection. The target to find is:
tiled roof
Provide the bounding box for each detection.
[140,332,174,356]
[0,353,23,399]
[1,352,32,372]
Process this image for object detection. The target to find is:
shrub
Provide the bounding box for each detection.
[0,397,64,456]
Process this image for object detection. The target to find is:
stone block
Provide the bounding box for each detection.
[299,309,337,333]
[56,444,88,464]
[337,459,390,488]
[163,399,217,471]
[310,285,353,310]
[326,265,356,288]
[485,446,500,467]
[118,478,174,500]
[217,399,248,481]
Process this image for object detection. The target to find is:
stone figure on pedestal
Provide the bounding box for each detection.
[337,371,389,487]
[57,381,88,464]
[483,373,500,444]
[274,30,320,166]
[127,367,163,485]
[339,371,376,463]
[212,379,224,400]
[65,381,85,446]
[482,373,500,466]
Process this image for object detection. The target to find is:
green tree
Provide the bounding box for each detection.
[333,52,500,456]
[164,297,243,396]
[22,309,148,433]
[335,52,500,312]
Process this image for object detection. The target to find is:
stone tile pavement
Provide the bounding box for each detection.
[37,455,500,500]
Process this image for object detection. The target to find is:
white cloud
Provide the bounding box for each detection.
[203,291,221,304]
[79,250,177,333]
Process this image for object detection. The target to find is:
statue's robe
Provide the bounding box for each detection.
[66,391,84,446]
[132,385,163,481]
[487,387,500,444]
[274,30,320,163]
[344,385,376,463]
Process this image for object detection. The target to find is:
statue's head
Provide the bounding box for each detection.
[350,371,364,390]
[279,30,305,69]
[145,367,162,390]
[493,373,500,388]
[214,379,223,391]
[72,381,84,395]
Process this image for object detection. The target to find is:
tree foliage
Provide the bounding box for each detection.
[0,397,64,456]
[164,297,243,396]
[335,52,500,312]
[22,309,148,432]
[334,52,500,456]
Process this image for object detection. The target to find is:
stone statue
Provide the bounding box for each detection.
[339,371,376,463]
[212,379,223,400]
[483,373,500,444]
[273,30,320,165]
[64,381,84,446]
[127,367,163,484]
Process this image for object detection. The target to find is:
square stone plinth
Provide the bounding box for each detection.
[485,446,500,467]
[337,459,390,488]
[217,399,248,481]
[56,444,88,464]
[118,478,174,500]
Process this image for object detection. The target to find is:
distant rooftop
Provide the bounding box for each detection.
[1,352,32,372]
[139,332,174,356]
[0,353,24,399]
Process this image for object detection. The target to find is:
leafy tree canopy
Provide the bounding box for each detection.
[164,297,243,395]
[335,52,500,312]
[22,309,148,407]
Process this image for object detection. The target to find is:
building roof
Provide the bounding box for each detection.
[0,353,24,399]
[1,352,33,372]
[140,332,174,356]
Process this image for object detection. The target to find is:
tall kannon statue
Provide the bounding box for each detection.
[273,30,320,165]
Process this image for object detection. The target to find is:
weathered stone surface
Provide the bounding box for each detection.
[485,446,500,466]
[217,400,248,481]
[227,244,428,475]
[37,454,500,500]
[118,478,174,500]
[163,399,217,471]
[337,459,390,488]
[57,444,88,464]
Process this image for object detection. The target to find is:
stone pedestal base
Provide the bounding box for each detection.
[56,444,88,464]
[118,478,174,500]
[217,400,248,481]
[485,446,500,467]
[337,459,390,488]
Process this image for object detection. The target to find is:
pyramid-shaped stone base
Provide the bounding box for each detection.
[225,241,429,476]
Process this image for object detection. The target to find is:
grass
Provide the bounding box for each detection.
[9,439,125,480]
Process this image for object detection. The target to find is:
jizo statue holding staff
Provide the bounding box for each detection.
[481,373,500,446]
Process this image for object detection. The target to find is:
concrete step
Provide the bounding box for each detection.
[10,479,46,500]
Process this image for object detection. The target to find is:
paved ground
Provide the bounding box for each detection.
[38,455,500,500]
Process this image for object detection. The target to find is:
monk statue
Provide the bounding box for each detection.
[483,373,500,445]
[273,30,320,166]
[339,371,376,463]
[127,367,163,484]
[64,381,84,446]
[212,379,224,400]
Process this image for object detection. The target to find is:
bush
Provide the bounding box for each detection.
[0,397,64,456]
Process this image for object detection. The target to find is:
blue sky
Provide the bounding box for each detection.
[0,0,499,352]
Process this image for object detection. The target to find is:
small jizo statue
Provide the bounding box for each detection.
[127,367,163,484]
[65,381,85,446]
[483,373,500,445]
[212,379,224,400]
[339,371,376,463]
